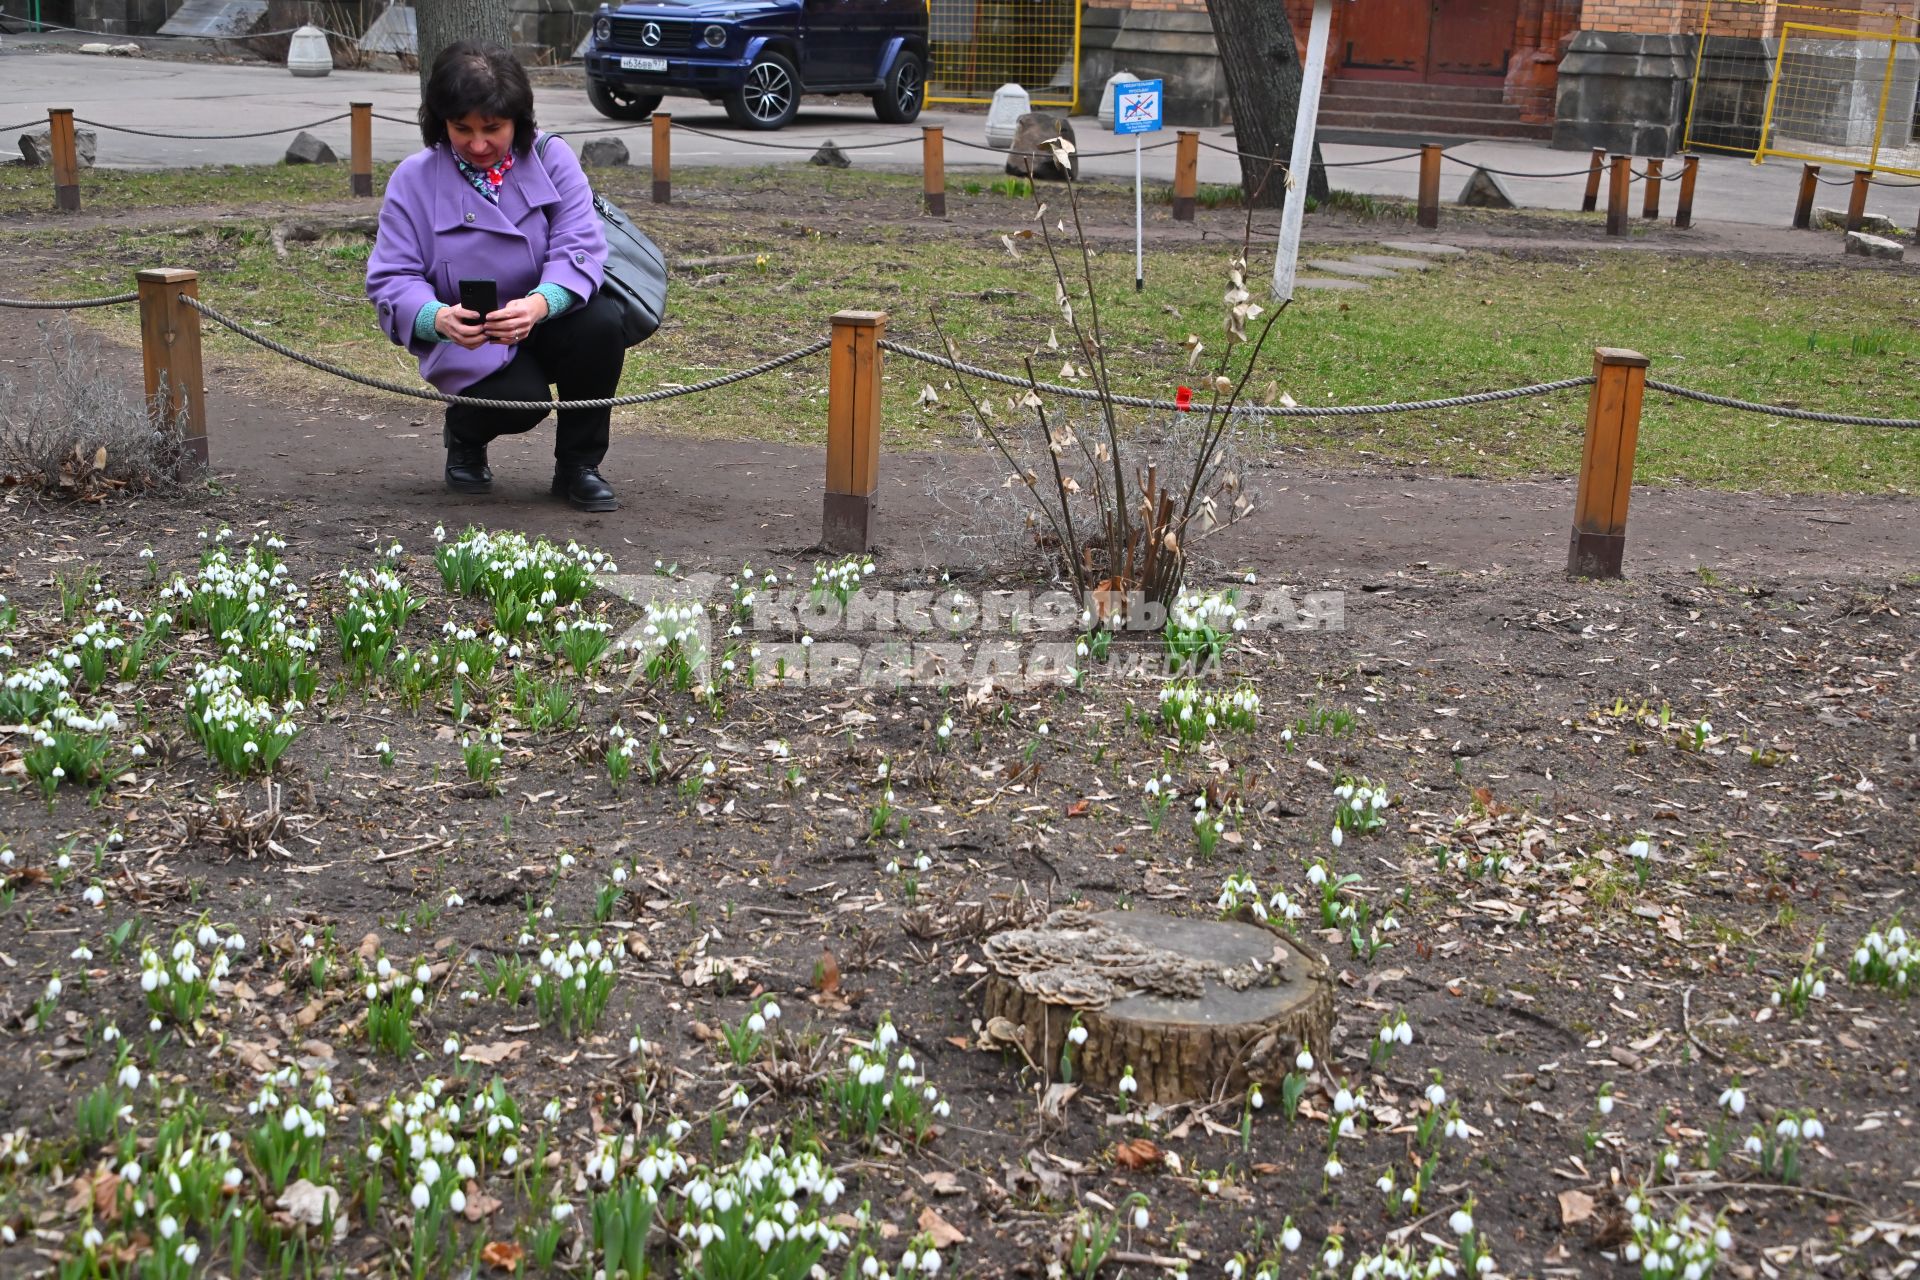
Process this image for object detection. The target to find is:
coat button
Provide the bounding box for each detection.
[464,211,476,223]
[573,251,585,264]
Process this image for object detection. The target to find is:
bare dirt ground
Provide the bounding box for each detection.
[0,180,1916,1280]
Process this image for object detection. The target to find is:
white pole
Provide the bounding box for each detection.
[1134,132,1144,292]
[1274,0,1335,301]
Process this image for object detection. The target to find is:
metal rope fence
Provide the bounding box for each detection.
[1645,380,1920,428]
[946,134,1182,160]
[880,340,1595,418]
[181,294,828,410]
[0,291,140,309]
[1440,154,1599,180]
[671,121,912,152]
[72,112,352,141]
[0,118,45,133]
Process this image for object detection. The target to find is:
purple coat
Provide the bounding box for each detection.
[366,133,606,393]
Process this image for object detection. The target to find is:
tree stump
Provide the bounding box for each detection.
[981,909,1333,1107]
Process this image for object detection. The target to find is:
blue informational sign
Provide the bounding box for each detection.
[1113,79,1163,135]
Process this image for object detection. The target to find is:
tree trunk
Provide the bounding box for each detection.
[416,0,515,96]
[1205,0,1331,210]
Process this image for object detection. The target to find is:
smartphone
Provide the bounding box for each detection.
[457,278,498,323]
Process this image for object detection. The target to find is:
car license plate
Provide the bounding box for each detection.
[620,56,667,72]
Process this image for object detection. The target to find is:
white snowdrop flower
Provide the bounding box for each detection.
[118,1063,141,1089]
[1449,1210,1473,1236]
[1296,1050,1315,1072]
[1718,1085,1745,1116]
[1426,1083,1447,1107]
[223,1168,243,1189]
[1067,1024,1090,1046]
[1330,827,1344,847]
[1802,1117,1825,1140]
[1249,1086,1264,1110]
[1324,1158,1343,1180]
[1132,1206,1148,1230]
[1395,1021,1413,1046]
[1118,1071,1138,1096]
[83,885,104,907]
[410,1183,430,1211]
[1598,1093,1616,1115]
[118,1160,140,1184]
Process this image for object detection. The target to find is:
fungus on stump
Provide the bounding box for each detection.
[982,909,1333,1107]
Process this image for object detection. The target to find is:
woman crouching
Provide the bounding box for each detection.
[368,39,624,511]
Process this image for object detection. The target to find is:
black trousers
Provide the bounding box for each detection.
[443,289,626,472]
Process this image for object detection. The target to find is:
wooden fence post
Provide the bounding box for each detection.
[650,113,671,204]
[1674,153,1698,228]
[1416,143,1442,230]
[349,102,373,197]
[1581,146,1605,213]
[136,269,209,468]
[824,310,886,552]
[1641,156,1663,220]
[1172,129,1199,221]
[1845,169,1869,232]
[1606,154,1630,236]
[1567,347,1648,580]
[922,126,946,216]
[1792,162,1820,229]
[49,108,80,212]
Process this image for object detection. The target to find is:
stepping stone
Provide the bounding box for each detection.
[1295,276,1370,291]
[1304,258,1397,278]
[1380,240,1466,256]
[1844,231,1903,260]
[1349,254,1434,271]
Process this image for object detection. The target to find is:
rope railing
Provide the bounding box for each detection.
[180,294,828,410]
[671,121,910,152]
[1645,379,1920,428]
[71,112,352,141]
[1198,140,1427,169]
[0,291,140,309]
[880,340,1595,418]
[944,134,1182,160]
[0,118,45,133]
[1865,175,1920,188]
[1439,155,1597,179]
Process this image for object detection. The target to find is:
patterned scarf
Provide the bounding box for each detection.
[453,148,515,204]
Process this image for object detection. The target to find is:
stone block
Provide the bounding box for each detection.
[984,84,1030,150]
[580,137,629,167]
[808,140,850,169]
[1096,71,1134,130]
[1456,167,1516,208]
[1814,207,1897,235]
[19,130,99,169]
[283,131,337,164]
[1551,31,1693,157]
[1007,114,1077,182]
[1844,231,1904,259]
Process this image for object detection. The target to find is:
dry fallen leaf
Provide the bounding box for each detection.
[917,1205,967,1248]
[459,1040,528,1066]
[1558,1188,1596,1227]
[919,1169,965,1196]
[814,947,841,996]
[276,1179,347,1242]
[479,1240,524,1272]
[1111,1137,1162,1171]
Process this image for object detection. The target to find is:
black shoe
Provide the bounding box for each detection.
[553,465,618,512]
[445,435,492,495]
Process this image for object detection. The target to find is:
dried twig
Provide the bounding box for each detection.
[1681,985,1725,1062]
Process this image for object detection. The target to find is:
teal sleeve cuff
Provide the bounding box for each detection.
[414,301,448,343]
[533,283,577,323]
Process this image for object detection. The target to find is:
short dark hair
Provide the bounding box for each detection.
[419,41,537,155]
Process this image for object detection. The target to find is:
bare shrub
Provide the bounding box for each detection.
[0,319,192,500]
[934,141,1277,615]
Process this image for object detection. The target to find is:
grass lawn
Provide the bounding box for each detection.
[15,163,1919,494]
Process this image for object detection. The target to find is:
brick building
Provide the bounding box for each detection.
[1081,0,1919,155]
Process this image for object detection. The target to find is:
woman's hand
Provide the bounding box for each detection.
[483,294,549,346]
[435,306,490,350]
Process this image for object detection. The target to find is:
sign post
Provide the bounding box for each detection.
[1113,78,1163,292]
[1274,0,1334,300]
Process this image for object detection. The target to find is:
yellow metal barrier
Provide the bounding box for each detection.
[928,0,1081,111]
[1757,22,1920,176]
[1683,0,1917,161]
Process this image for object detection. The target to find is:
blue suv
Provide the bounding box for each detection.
[585,0,929,130]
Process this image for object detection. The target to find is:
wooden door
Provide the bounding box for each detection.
[1343,0,1431,77]
[1341,0,1519,80]
[1428,0,1519,77]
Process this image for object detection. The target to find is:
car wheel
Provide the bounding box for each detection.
[873,51,924,124]
[588,81,663,121]
[724,51,800,130]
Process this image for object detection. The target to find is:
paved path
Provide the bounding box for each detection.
[0,44,1903,229]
